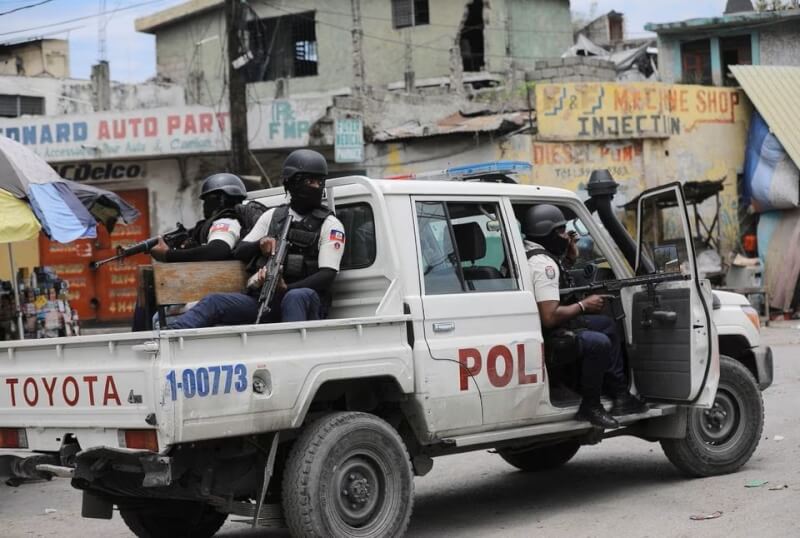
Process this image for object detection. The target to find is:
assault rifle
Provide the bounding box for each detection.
[255,216,293,324]
[560,271,689,320]
[89,223,191,270]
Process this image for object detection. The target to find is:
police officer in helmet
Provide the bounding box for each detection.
[149,173,248,263]
[524,204,646,429]
[166,149,346,329]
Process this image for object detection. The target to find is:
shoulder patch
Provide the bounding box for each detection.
[209,222,231,233]
[545,266,556,280]
[329,229,345,242]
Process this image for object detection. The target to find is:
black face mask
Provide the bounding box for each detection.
[540,232,570,257]
[202,194,225,219]
[288,181,324,214]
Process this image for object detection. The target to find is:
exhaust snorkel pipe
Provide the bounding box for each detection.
[585,169,654,273]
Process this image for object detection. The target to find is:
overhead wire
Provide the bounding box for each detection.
[0,0,170,37]
[0,0,52,17]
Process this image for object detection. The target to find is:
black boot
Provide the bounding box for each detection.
[577,402,620,429]
[611,392,648,416]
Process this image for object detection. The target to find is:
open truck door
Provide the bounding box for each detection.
[623,182,719,407]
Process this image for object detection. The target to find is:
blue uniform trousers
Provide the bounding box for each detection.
[575,314,628,405]
[167,288,322,330]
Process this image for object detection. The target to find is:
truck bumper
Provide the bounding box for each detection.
[754,345,774,390]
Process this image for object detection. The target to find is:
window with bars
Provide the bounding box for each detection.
[391,0,430,29]
[0,94,44,118]
[246,11,318,82]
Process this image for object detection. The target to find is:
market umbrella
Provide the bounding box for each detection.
[0,188,44,339]
[63,179,141,233]
[0,136,96,243]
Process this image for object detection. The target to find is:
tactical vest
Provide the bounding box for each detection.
[526,248,575,290]
[192,201,268,247]
[526,248,584,362]
[266,204,332,284]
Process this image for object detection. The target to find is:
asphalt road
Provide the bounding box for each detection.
[2,330,799,538]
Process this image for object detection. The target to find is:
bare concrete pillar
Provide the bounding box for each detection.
[91,61,111,111]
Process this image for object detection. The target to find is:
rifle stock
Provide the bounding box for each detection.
[255,216,293,324]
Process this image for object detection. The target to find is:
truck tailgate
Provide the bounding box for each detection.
[0,333,160,450]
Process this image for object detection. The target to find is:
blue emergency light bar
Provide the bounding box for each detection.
[386,160,532,182]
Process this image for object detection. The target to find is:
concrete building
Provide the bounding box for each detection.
[135,0,573,104]
[0,38,69,78]
[646,4,800,86]
[574,10,624,49]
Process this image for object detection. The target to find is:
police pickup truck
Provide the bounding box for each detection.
[0,163,772,538]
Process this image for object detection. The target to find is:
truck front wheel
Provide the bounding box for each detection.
[661,356,764,477]
[282,411,414,538]
[119,501,227,538]
[497,440,581,472]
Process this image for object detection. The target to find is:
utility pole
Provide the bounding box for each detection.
[225,0,251,176]
[350,0,365,101]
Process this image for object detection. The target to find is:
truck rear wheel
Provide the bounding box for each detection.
[497,440,581,472]
[282,411,414,538]
[661,356,764,477]
[119,501,227,538]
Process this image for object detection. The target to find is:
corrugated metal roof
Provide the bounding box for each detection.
[645,10,800,34]
[731,65,800,168]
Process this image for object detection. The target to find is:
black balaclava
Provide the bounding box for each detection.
[539,230,570,257]
[202,193,237,219]
[288,176,324,214]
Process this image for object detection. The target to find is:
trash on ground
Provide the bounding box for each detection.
[769,484,789,491]
[43,508,57,514]
[774,435,785,441]
[745,479,769,488]
[690,511,723,521]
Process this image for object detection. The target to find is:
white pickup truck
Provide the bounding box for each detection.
[0,164,772,538]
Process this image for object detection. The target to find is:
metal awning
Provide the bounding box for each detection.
[730,65,800,168]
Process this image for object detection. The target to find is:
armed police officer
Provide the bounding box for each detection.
[132,173,265,330]
[148,173,261,263]
[166,149,345,329]
[524,204,646,429]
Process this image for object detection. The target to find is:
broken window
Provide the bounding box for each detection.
[721,35,752,87]
[0,94,44,118]
[459,0,484,72]
[246,11,318,83]
[391,0,430,29]
[681,39,712,85]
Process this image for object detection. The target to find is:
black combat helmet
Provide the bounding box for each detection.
[200,173,247,200]
[524,204,567,239]
[282,149,328,185]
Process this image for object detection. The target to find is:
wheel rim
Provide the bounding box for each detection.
[332,452,387,529]
[692,384,744,449]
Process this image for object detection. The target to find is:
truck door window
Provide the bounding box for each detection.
[416,201,518,295]
[637,190,691,275]
[336,203,376,270]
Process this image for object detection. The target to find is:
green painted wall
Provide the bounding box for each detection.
[151,0,572,104]
[507,0,572,70]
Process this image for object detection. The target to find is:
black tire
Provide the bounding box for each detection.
[497,440,581,472]
[119,501,227,538]
[282,411,414,538]
[661,356,764,477]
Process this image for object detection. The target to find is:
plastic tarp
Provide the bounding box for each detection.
[758,209,800,311]
[0,188,40,243]
[743,110,800,212]
[28,183,96,243]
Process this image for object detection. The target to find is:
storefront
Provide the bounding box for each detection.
[0,98,332,325]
